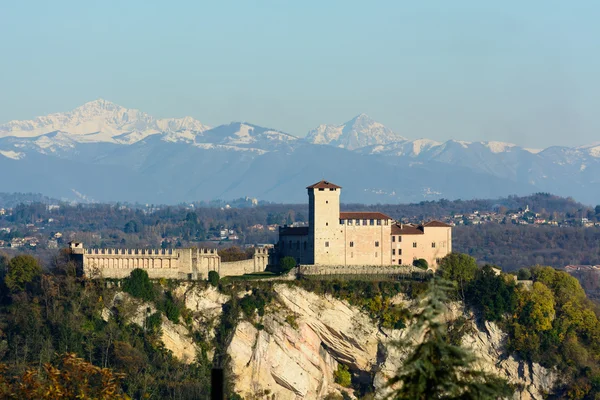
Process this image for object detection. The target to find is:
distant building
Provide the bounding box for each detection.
[10,238,25,248]
[276,180,452,269]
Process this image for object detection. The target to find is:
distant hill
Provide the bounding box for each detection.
[1,100,599,204]
[0,192,61,208]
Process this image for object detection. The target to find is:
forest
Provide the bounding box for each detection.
[0,250,599,398]
[454,224,600,270]
[1,192,600,272]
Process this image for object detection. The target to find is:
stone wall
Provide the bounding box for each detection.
[297,264,425,276]
[220,248,270,277]
[71,242,272,280]
[82,248,187,279]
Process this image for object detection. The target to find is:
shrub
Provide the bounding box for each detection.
[413,258,428,270]
[334,364,352,387]
[517,268,532,280]
[146,311,162,332]
[285,314,298,329]
[123,268,155,301]
[465,265,516,322]
[208,270,220,287]
[239,296,257,318]
[4,254,41,292]
[279,256,297,274]
[158,291,181,323]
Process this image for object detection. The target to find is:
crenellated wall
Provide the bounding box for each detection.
[70,242,272,280]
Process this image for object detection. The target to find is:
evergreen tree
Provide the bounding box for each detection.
[386,278,512,400]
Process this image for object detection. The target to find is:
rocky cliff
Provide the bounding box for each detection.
[108,283,556,399]
[222,284,556,399]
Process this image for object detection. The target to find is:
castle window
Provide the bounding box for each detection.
[432,242,436,248]
[340,219,345,225]
[370,219,374,225]
[325,241,329,247]
[392,249,396,255]
[413,242,417,248]
[319,188,325,191]
[296,241,300,250]
[326,201,328,204]
[375,241,379,247]
[399,249,402,255]
[398,259,402,265]
[398,236,402,242]
[377,219,381,225]
[326,222,328,226]
[363,219,367,226]
[392,236,396,242]
[330,188,335,191]
[349,241,354,247]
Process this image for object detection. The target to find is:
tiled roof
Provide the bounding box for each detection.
[340,212,393,220]
[391,224,424,235]
[423,220,452,228]
[306,180,342,189]
[279,226,309,236]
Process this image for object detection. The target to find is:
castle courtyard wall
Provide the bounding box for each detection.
[341,223,392,266]
[394,226,452,269]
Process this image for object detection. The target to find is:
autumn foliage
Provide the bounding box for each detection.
[0,353,129,399]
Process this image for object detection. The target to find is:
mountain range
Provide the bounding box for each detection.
[1,99,598,204]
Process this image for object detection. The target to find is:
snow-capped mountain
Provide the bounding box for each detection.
[306,113,406,150]
[193,122,299,152]
[0,99,210,144]
[0,99,599,204]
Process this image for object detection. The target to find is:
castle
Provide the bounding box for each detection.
[277,180,452,269]
[69,242,269,280]
[71,179,452,280]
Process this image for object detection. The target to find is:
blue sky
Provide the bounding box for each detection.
[1,1,598,147]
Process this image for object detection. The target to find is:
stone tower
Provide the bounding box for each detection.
[307,180,343,265]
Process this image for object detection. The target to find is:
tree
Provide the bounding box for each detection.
[595,205,600,216]
[123,220,139,234]
[413,259,428,270]
[466,265,516,322]
[0,353,128,399]
[438,253,478,299]
[4,255,41,292]
[278,256,297,274]
[334,364,352,387]
[516,282,555,332]
[517,268,532,280]
[208,270,220,287]
[387,278,512,399]
[123,268,155,301]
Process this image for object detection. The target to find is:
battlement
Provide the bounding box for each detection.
[85,248,175,255]
[83,247,219,256]
[72,242,272,280]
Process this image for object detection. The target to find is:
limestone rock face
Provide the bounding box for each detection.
[462,321,557,400]
[227,285,556,400]
[175,283,230,359]
[227,284,383,399]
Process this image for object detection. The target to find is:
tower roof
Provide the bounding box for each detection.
[423,220,452,228]
[306,180,342,189]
